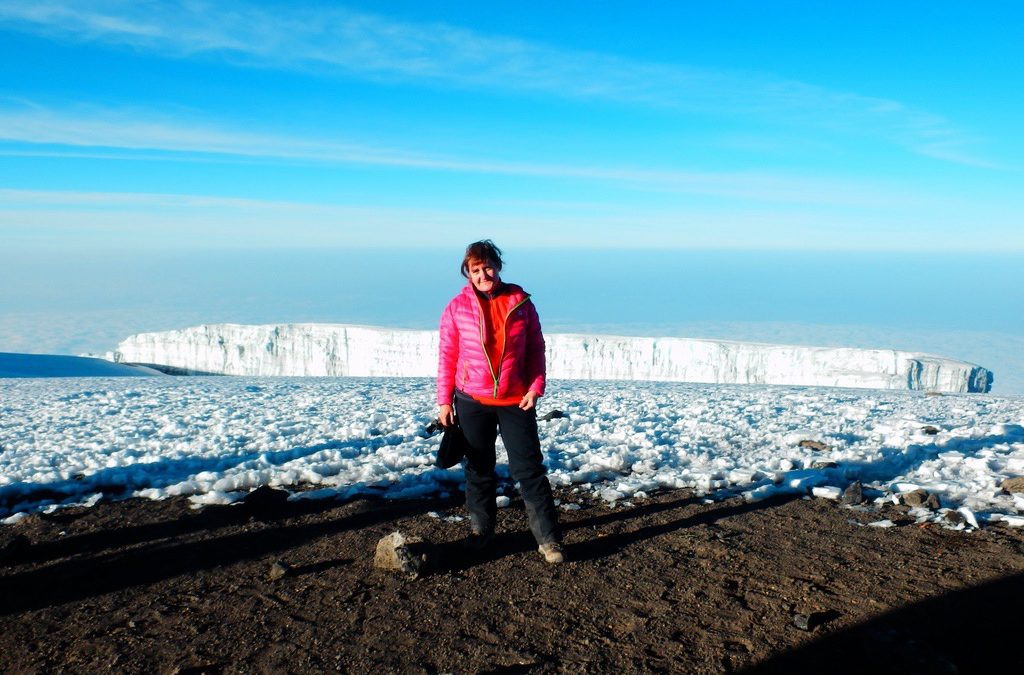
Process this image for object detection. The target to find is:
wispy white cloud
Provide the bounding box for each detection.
[0,100,427,166]
[0,0,990,165]
[2,188,1018,252]
[0,103,935,208]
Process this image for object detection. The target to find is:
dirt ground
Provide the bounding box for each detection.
[2,485,1023,674]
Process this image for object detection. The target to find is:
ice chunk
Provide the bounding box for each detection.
[600,488,624,503]
[113,323,993,392]
[728,468,759,485]
[957,507,979,528]
[811,486,842,500]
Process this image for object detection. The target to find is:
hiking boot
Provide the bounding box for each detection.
[538,542,565,564]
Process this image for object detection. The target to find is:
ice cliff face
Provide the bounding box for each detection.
[113,323,993,393]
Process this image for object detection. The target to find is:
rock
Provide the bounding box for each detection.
[242,485,290,514]
[792,611,836,631]
[798,440,830,452]
[900,489,931,508]
[921,425,941,435]
[925,391,944,397]
[925,494,941,510]
[425,419,443,435]
[841,481,863,505]
[268,560,292,581]
[1001,476,1024,494]
[957,507,979,528]
[811,461,838,469]
[374,531,434,578]
[812,611,840,631]
[944,510,965,525]
[539,410,565,421]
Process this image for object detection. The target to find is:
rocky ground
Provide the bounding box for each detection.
[2,486,1023,674]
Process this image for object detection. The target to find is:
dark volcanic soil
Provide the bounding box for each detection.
[2,488,1023,674]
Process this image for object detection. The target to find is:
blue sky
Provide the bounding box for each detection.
[0,0,1022,252]
[1,1,1023,392]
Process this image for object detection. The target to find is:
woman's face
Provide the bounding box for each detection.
[468,258,501,293]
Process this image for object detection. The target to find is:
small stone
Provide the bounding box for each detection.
[1001,476,1024,494]
[900,489,930,508]
[798,440,831,452]
[268,560,292,581]
[921,426,941,435]
[925,391,944,397]
[944,510,965,525]
[841,481,863,505]
[373,531,434,578]
[811,461,838,469]
[794,611,838,632]
[539,410,565,421]
[957,507,979,528]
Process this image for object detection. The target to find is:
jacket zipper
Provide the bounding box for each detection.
[494,297,531,398]
[473,292,501,397]
[474,292,531,399]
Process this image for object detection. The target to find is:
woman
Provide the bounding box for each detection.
[437,240,563,564]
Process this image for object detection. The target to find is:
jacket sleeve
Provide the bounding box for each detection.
[524,299,546,397]
[437,301,459,405]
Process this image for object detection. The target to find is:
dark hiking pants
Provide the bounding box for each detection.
[454,392,560,545]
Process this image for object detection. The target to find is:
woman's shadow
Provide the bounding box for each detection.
[439,492,797,572]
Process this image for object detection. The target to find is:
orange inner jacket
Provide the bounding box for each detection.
[473,291,525,406]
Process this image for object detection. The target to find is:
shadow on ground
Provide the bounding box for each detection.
[437,493,796,572]
[748,569,1024,673]
[0,494,447,616]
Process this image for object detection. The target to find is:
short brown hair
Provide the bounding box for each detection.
[461,240,504,278]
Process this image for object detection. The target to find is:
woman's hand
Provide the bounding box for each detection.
[519,391,539,411]
[438,404,455,428]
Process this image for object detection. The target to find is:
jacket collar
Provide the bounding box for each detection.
[461,281,526,303]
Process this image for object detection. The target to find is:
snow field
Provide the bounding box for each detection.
[1,377,1023,528]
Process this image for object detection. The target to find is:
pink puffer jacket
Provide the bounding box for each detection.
[437,282,546,405]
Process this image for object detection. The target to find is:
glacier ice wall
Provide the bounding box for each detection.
[113,323,993,393]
